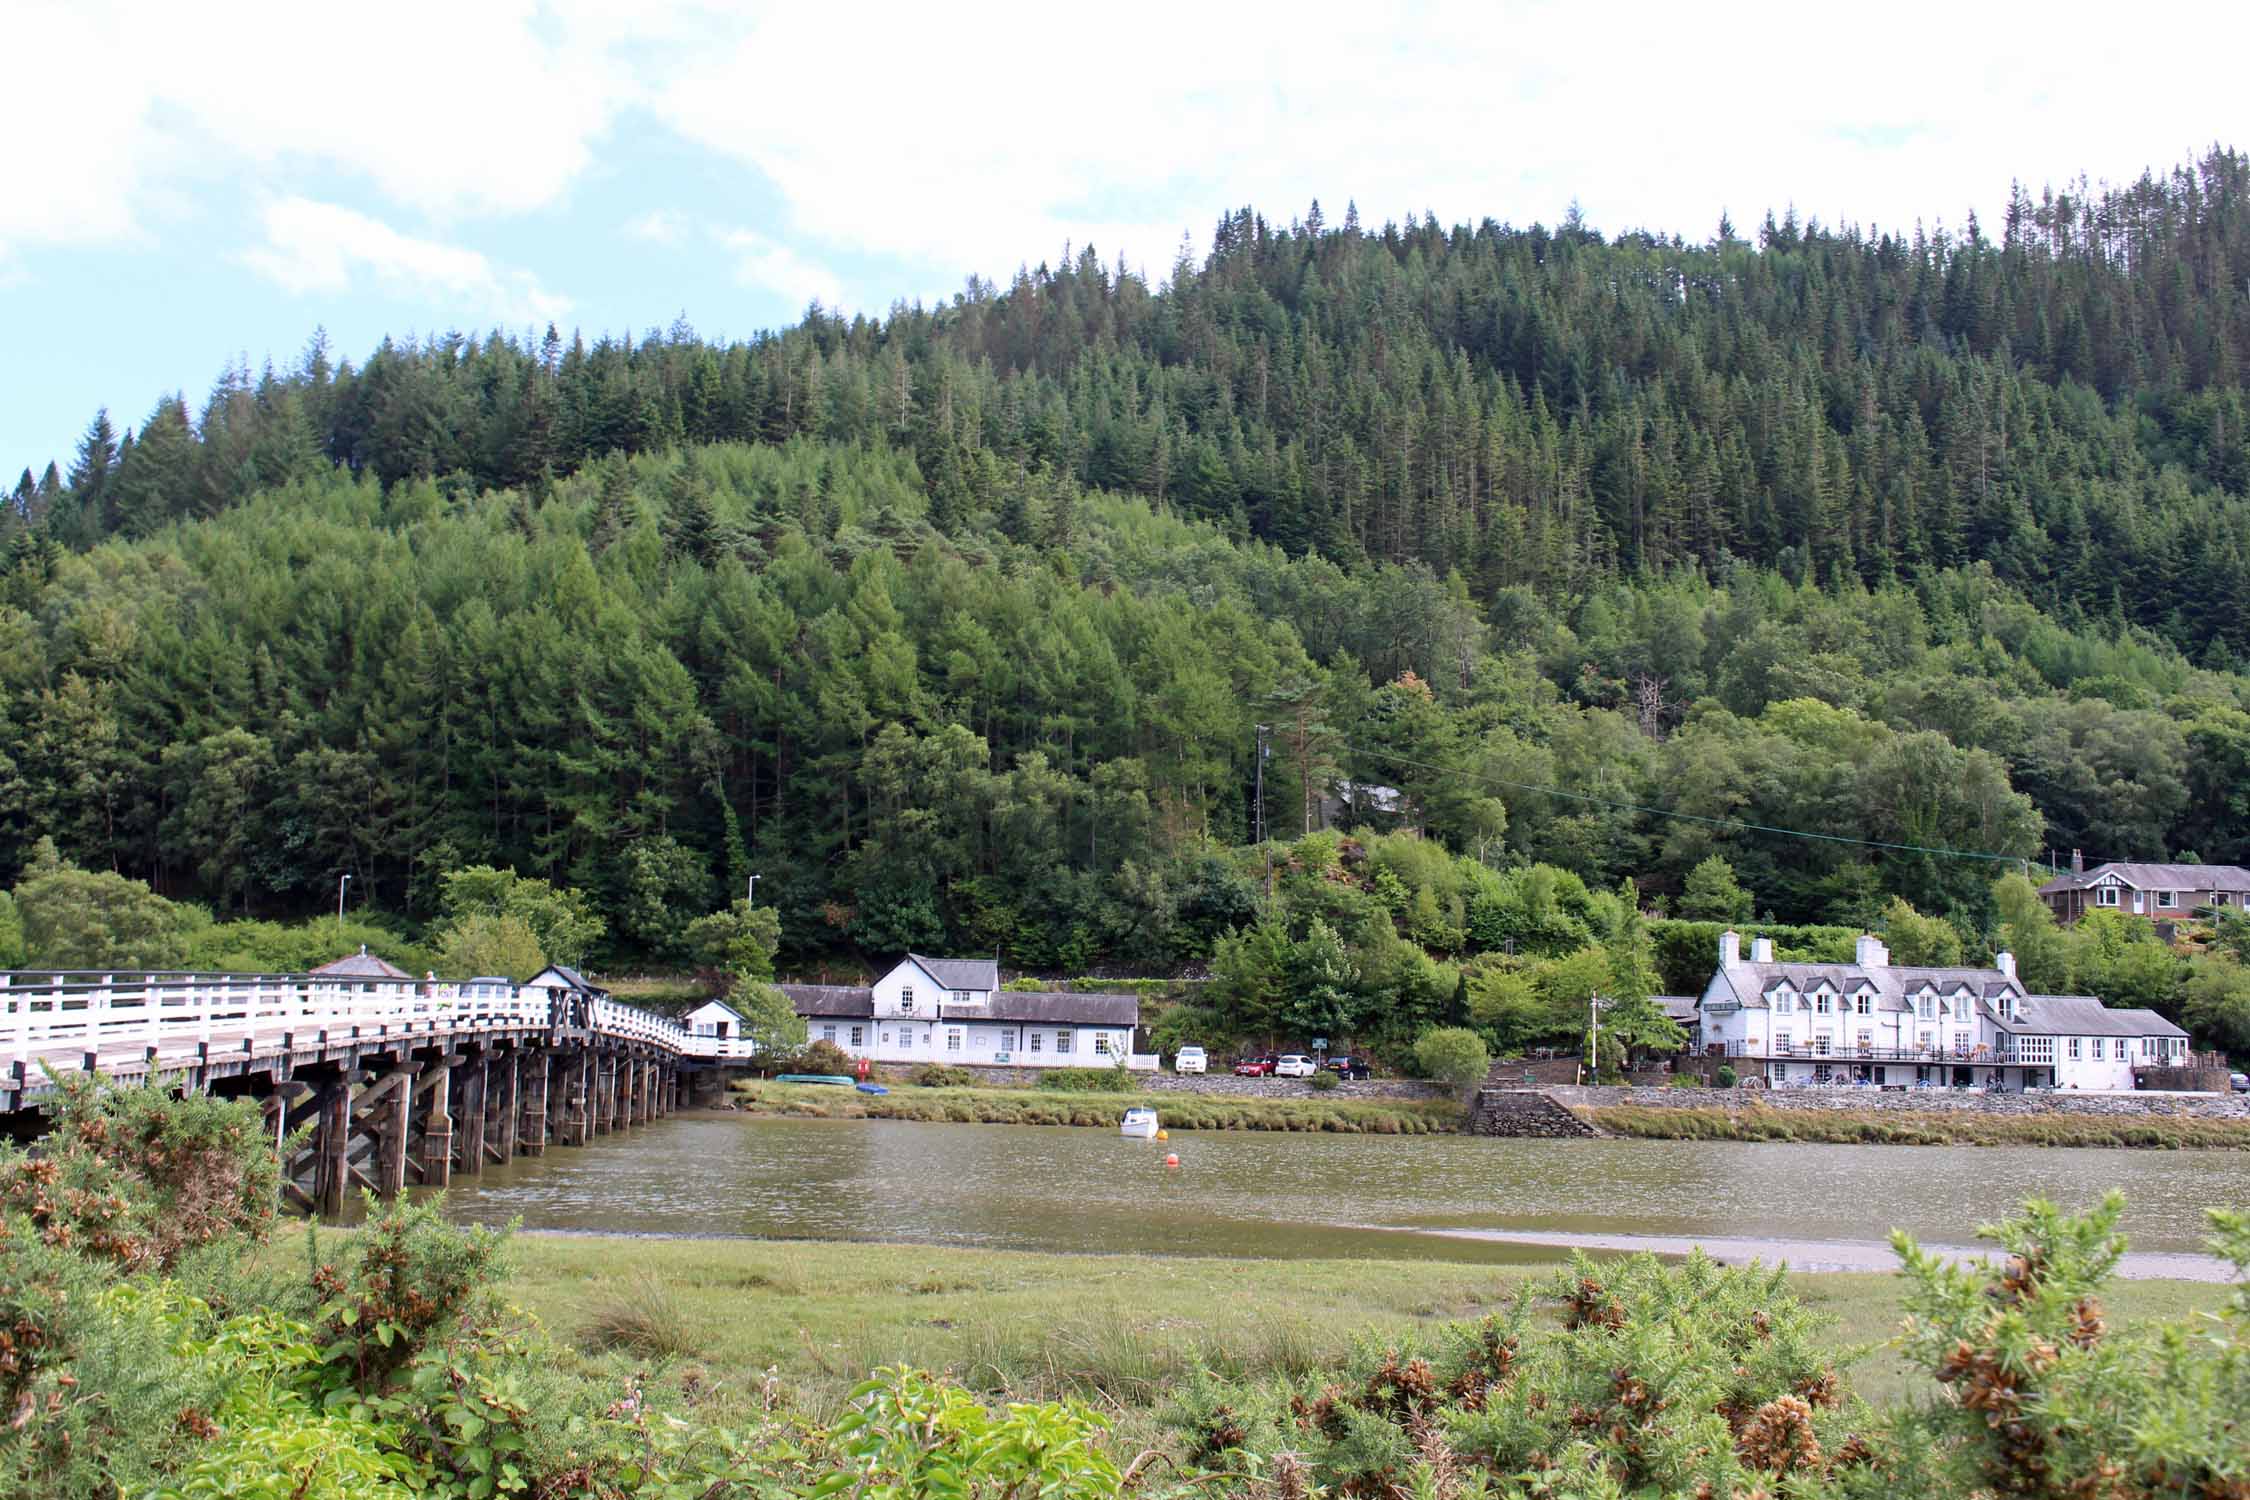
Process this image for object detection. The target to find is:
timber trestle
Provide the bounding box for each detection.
[2,967,733,1216]
[266,1036,686,1215]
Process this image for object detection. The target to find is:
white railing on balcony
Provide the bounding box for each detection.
[2,969,755,1077]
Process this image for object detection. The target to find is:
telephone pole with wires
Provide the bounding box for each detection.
[1254,723,1272,900]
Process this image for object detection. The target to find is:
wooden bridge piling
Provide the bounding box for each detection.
[521,1054,550,1156]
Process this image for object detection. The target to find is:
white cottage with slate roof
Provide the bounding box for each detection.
[1694,930,2190,1091]
[781,954,1143,1069]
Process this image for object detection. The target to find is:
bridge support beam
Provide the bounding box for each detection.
[491,1051,520,1165]
[456,1055,488,1176]
[559,1051,591,1147]
[417,1057,454,1188]
[312,1078,353,1218]
[367,1066,414,1198]
[521,1053,550,1157]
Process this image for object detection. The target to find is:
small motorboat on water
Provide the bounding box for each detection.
[1120,1107,1160,1139]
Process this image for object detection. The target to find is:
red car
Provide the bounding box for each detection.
[1233,1054,1276,1077]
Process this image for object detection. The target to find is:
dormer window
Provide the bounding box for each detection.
[1917,993,1937,1021]
[1853,994,1872,1016]
[1814,991,1832,1015]
[1772,989,1795,1016]
[901,988,916,1013]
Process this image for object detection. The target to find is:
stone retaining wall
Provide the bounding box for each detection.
[1546,1084,2250,1120]
[1469,1089,1602,1137]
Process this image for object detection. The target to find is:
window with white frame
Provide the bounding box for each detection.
[2155,891,2175,909]
[2097,886,2120,907]
[1094,1034,1112,1055]
[953,989,975,1005]
[1774,1031,1793,1054]
[1056,1030,1073,1053]
[1917,1029,1935,1051]
[1917,993,1937,1021]
[1029,1031,1042,1053]
[946,1029,963,1053]
[1855,1029,1872,1050]
[1773,990,1795,1015]
[1854,994,1872,1016]
[2018,1036,2053,1063]
[2216,893,2234,908]
[821,1025,837,1043]
[1001,1029,1017,1053]
[850,1026,864,1048]
[900,987,915,1013]
[2089,1038,2103,1059]
[2068,1037,2082,1059]
[1815,991,1832,1015]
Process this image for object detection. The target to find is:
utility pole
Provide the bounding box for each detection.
[1254,724,1272,900]
[337,873,351,930]
[1585,992,1608,1086]
[746,873,760,909]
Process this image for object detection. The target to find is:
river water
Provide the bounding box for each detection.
[437,1116,2249,1275]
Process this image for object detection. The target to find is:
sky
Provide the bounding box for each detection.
[3,0,2245,481]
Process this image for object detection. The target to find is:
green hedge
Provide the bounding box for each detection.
[1648,920,1858,995]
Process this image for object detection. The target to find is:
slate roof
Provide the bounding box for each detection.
[780,984,876,1018]
[2039,863,2250,895]
[526,964,604,994]
[906,954,1001,992]
[1990,994,2189,1039]
[976,990,1140,1026]
[310,951,413,980]
[1716,962,2024,1014]
[1657,995,1699,1024]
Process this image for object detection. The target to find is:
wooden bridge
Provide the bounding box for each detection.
[1,968,754,1215]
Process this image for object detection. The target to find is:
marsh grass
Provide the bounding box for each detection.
[1590,1102,2250,1149]
[579,1271,703,1359]
[728,1079,1459,1134]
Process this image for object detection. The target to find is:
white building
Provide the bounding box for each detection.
[1692,930,2191,1091]
[684,999,744,1041]
[781,954,1142,1069]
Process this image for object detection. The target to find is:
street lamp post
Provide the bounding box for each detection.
[746,873,761,909]
[337,873,352,929]
[1585,992,1610,1086]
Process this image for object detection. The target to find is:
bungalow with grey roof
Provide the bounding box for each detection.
[2038,856,2250,924]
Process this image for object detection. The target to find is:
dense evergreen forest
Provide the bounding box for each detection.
[4,150,2250,1051]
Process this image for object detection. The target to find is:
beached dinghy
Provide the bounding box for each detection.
[1120,1107,1160,1139]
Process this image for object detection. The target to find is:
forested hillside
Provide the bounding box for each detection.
[4,151,2250,1039]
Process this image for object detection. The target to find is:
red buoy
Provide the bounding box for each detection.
[1165,1152,1180,1168]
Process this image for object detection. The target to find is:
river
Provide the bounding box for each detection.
[436,1116,2249,1276]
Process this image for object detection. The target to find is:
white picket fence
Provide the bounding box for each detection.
[1,970,757,1080]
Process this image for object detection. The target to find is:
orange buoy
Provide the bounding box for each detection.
[1156,1128,1169,1141]
[1164,1152,1180,1168]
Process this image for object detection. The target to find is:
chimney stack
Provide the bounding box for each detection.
[1719,929,1741,967]
[1750,936,1774,963]
[2071,849,2083,874]
[1855,933,1889,968]
[1996,951,2016,980]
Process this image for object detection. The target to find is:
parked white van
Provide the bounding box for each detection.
[1174,1045,1207,1074]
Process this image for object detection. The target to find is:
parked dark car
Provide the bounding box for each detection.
[1323,1055,1370,1080]
[1233,1054,1277,1077]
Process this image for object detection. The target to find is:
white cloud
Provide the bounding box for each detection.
[718,229,845,311]
[242,198,572,326]
[3,0,2246,309]
[625,210,692,246]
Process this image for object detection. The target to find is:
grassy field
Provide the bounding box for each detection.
[1588,1101,2250,1149]
[480,1232,2216,1452]
[728,1077,1463,1133]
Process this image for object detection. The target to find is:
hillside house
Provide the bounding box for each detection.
[2038,857,2250,923]
[1691,930,2191,1090]
[779,954,1143,1069]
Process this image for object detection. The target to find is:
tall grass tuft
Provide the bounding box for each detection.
[581,1272,702,1359]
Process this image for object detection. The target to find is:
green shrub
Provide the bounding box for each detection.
[909,1063,976,1088]
[1668,1072,1705,1088]
[1714,1063,1738,1088]
[1306,1069,1340,1092]
[798,1038,856,1075]
[1035,1067,1141,1093]
[1412,1026,1489,1087]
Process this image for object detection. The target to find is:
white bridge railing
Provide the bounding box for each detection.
[2,970,757,1081]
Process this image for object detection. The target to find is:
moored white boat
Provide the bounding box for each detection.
[1120,1106,1160,1138]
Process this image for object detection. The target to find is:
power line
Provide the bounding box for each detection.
[1336,740,2032,867]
